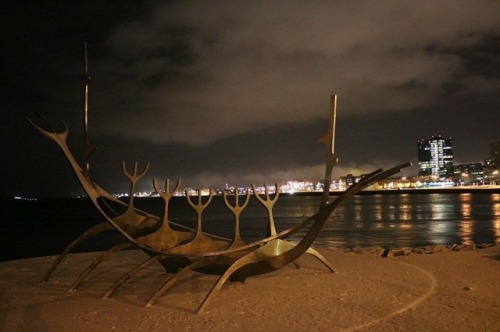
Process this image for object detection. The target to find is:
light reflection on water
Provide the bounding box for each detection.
[246,193,500,249]
[494,194,500,241]
[459,193,473,245]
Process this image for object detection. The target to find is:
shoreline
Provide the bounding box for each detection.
[336,242,498,256]
[2,240,497,263]
[4,185,500,201]
[286,186,500,196]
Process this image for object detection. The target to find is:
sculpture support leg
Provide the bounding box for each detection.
[102,255,159,299]
[145,258,213,307]
[44,222,112,281]
[69,242,133,291]
[305,247,335,273]
[197,252,260,313]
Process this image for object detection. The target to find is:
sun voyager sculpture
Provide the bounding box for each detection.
[28,46,410,313]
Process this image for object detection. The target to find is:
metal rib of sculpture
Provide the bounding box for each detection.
[28,93,410,313]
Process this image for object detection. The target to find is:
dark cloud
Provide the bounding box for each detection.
[2,1,499,197]
[86,1,499,145]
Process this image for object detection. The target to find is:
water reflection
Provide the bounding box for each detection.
[354,196,363,228]
[427,195,452,245]
[322,193,497,248]
[373,194,383,222]
[239,193,500,249]
[398,194,412,230]
[459,193,473,245]
[492,194,500,241]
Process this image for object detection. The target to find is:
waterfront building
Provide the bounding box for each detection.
[339,174,358,187]
[484,141,500,183]
[489,141,500,169]
[452,163,483,184]
[417,135,453,177]
[281,180,315,193]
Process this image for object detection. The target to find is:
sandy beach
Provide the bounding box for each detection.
[0,245,498,331]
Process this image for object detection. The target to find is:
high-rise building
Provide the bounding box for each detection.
[484,141,500,183]
[490,141,500,169]
[417,135,453,177]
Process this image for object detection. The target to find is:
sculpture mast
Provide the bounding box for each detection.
[83,42,95,176]
[319,94,338,207]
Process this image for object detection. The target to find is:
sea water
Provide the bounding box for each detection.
[1,193,499,261]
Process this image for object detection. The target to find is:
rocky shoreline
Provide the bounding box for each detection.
[340,242,498,257]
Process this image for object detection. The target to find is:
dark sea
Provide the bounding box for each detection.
[1,192,499,262]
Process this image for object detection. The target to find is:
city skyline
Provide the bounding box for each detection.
[12,134,499,199]
[3,2,499,197]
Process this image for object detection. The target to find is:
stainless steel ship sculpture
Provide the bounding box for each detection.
[28,46,410,313]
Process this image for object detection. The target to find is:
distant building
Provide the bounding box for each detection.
[484,141,500,183]
[467,163,484,178]
[417,135,453,177]
[345,174,356,186]
[490,141,500,169]
[452,163,483,183]
[282,180,315,193]
[338,173,360,189]
[485,157,494,168]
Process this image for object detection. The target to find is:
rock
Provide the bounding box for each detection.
[389,248,410,257]
[381,248,390,258]
[459,244,476,251]
[475,243,494,249]
[411,247,426,254]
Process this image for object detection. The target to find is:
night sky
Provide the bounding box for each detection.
[3,1,499,197]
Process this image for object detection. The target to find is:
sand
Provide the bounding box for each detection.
[0,245,498,331]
